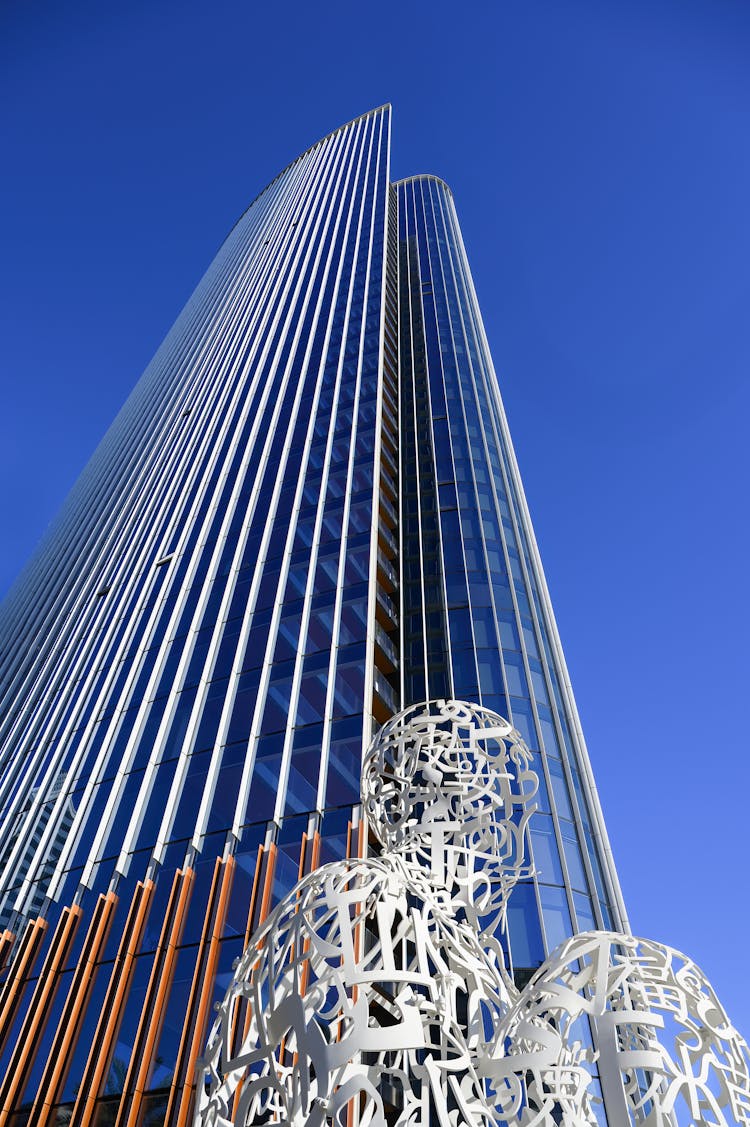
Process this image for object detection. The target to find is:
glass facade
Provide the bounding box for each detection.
[0,107,625,1123]
[396,175,626,981]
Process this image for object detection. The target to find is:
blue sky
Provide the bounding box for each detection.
[2,0,749,1033]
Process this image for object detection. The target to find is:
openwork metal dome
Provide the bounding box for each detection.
[489,931,750,1126]
[361,699,538,866]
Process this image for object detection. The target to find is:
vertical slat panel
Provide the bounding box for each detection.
[0,904,82,1124]
[242,844,264,945]
[69,878,155,1127]
[230,843,277,1122]
[165,856,234,1127]
[114,867,194,1127]
[0,931,15,977]
[297,832,308,881]
[0,917,46,1057]
[0,107,392,1121]
[253,842,276,935]
[30,891,118,1125]
[226,845,264,1069]
[345,821,365,1127]
[306,831,321,876]
[290,832,317,1050]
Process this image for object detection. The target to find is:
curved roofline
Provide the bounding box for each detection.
[392,174,453,197]
[229,105,392,236]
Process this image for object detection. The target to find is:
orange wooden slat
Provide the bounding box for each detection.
[0,931,15,977]
[0,904,82,1124]
[297,832,308,881]
[230,843,277,1123]
[226,844,264,1069]
[254,842,276,935]
[166,856,235,1127]
[114,867,194,1127]
[243,844,265,946]
[69,878,155,1127]
[0,916,47,1057]
[30,891,118,1125]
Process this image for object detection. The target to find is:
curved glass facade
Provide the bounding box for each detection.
[0,108,625,1123]
[397,174,627,979]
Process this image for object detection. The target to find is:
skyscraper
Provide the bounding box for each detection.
[0,106,626,1124]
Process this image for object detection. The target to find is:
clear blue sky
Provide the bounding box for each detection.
[2,0,749,1034]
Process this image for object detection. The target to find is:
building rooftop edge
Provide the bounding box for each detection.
[392,174,454,197]
[229,105,392,237]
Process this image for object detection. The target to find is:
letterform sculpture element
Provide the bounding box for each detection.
[361,700,537,949]
[491,931,750,1126]
[198,853,508,1127]
[194,701,750,1126]
[195,701,536,1127]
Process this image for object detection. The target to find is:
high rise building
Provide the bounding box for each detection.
[0,106,626,1125]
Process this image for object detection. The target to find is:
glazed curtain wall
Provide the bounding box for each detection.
[396,175,627,979]
[0,106,390,1122]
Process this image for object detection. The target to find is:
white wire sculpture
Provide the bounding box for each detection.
[194,700,750,1127]
[199,853,509,1127]
[490,930,750,1127]
[361,700,538,950]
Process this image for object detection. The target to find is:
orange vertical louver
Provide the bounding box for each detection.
[69,878,156,1127]
[0,904,82,1122]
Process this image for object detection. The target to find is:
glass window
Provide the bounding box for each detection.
[295,674,327,726]
[528,659,549,705]
[560,819,589,893]
[227,671,261,744]
[573,892,597,932]
[205,758,244,834]
[540,885,572,954]
[478,655,504,697]
[325,738,361,807]
[245,753,281,824]
[527,750,551,812]
[259,671,290,734]
[225,832,264,938]
[471,607,496,648]
[530,815,564,886]
[506,882,545,970]
[450,649,478,695]
[149,944,198,1090]
[493,579,514,610]
[539,715,560,759]
[481,693,508,721]
[547,758,574,821]
[503,651,528,699]
[508,697,535,748]
[448,609,473,647]
[521,618,539,657]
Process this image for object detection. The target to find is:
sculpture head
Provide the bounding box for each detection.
[361,700,538,899]
[487,931,750,1127]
